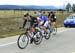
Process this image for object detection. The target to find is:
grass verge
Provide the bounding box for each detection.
[0,31,25,38]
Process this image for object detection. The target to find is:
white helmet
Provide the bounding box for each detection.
[24,12,29,16]
[37,17,41,21]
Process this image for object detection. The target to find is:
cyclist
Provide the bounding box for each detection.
[48,11,57,32]
[36,12,51,34]
[22,12,38,44]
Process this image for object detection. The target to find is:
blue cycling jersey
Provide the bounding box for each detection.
[40,15,48,22]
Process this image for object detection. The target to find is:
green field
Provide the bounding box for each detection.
[0,10,69,38]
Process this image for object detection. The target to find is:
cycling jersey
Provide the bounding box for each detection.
[40,15,48,23]
[50,14,56,22]
[23,16,38,28]
[30,16,38,28]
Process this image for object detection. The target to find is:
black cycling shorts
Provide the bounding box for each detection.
[51,19,56,22]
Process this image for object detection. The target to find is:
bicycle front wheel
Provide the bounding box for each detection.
[17,33,29,49]
[44,29,51,40]
[34,31,43,45]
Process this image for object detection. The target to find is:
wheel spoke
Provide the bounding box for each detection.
[17,33,29,49]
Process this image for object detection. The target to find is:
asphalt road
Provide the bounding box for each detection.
[0,27,75,53]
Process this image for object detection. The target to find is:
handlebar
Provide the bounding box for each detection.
[19,27,29,31]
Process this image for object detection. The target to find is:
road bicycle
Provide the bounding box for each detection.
[17,27,43,49]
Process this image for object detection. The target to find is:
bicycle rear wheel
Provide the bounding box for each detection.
[17,33,29,49]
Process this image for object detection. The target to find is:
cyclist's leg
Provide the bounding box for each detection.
[43,21,49,32]
[47,23,53,33]
[52,21,57,31]
[44,21,53,32]
[28,27,35,44]
[53,19,57,27]
[48,20,54,32]
[51,21,57,35]
[51,18,57,31]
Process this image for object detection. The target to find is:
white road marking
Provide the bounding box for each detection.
[57,29,71,34]
[0,28,72,47]
[0,41,17,47]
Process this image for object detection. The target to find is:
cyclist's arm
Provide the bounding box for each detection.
[39,20,44,26]
[22,19,27,28]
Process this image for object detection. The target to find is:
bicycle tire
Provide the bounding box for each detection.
[17,33,29,49]
[44,31,51,40]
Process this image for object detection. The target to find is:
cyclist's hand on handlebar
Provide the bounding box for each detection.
[19,27,24,31]
[19,27,23,29]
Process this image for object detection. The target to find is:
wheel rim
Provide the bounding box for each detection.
[18,34,29,49]
[45,29,51,39]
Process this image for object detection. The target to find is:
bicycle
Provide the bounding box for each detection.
[39,24,57,40]
[17,27,43,49]
[42,28,51,40]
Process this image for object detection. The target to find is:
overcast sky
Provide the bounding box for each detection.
[0,0,75,6]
